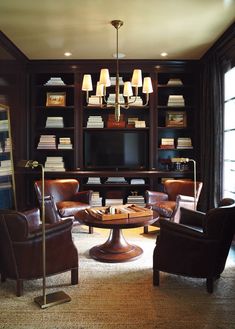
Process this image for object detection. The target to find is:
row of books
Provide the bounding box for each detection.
[90,192,146,207]
[37,135,73,149]
[0,137,11,153]
[0,120,8,131]
[86,116,146,128]
[160,137,193,149]
[0,159,12,176]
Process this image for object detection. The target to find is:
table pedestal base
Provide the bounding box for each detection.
[89,228,143,263]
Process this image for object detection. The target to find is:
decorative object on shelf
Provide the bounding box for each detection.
[18,160,71,308]
[176,137,193,149]
[107,113,125,128]
[44,77,66,86]
[167,95,185,106]
[165,111,187,127]
[82,20,153,121]
[167,78,183,86]
[46,92,66,107]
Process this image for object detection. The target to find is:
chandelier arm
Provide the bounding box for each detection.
[142,93,150,107]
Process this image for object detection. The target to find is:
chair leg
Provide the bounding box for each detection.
[206,277,213,293]
[71,268,79,285]
[153,268,160,286]
[144,226,149,234]
[16,279,23,297]
[89,226,93,234]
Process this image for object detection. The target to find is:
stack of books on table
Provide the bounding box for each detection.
[0,137,11,153]
[58,137,73,149]
[87,177,101,184]
[91,191,103,206]
[105,177,127,184]
[167,78,183,86]
[129,96,143,106]
[167,95,185,107]
[44,156,65,172]
[86,116,104,128]
[46,116,64,128]
[105,198,124,206]
[130,178,145,185]
[88,95,102,106]
[0,159,12,176]
[44,77,65,86]
[37,135,56,149]
[176,137,193,149]
[160,138,175,149]
[127,194,145,207]
[0,120,8,131]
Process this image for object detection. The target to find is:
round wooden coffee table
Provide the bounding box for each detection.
[75,209,159,263]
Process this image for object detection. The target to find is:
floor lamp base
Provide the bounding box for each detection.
[34,291,71,309]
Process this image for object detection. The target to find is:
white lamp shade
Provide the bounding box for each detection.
[96,82,104,97]
[99,69,111,87]
[82,74,93,91]
[131,69,142,87]
[123,81,133,97]
[143,77,153,93]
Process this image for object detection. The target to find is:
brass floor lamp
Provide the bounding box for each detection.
[184,158,197,210]
[20,160,71,309]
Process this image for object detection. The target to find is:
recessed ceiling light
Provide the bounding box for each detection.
[160,52,168,57]
[112,52,126,59]
[64,52,72,57]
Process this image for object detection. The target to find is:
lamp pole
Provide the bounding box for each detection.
[21,160,71,309]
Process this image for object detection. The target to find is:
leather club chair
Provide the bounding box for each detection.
[153,201,235,293]
[0,208,78,296]
[144,179,203,233]
[34,179,93,234]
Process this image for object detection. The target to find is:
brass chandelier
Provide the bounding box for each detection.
[82,20,153,121]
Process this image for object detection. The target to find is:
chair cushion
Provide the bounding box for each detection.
[151,201,176,218]
[57,201,89,217]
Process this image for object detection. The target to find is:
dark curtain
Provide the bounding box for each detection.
[198,53,224,211]
[198,24,235,211]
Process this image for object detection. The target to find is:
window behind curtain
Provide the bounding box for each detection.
[223,66,235,199]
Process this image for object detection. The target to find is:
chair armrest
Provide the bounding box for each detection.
[159,218,205,239]
[179,207,206,227]
[145,190,169,204]
[28,217,73,239]
[72,190,93,204]
[23,208,41,231]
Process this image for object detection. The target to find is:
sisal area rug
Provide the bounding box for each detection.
[0,226,234,329]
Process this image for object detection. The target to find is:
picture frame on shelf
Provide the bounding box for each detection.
[165,111,187,127]
[46,92,66,107]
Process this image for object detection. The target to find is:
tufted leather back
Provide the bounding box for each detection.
[34,179,80,203]
[164,179,203,201]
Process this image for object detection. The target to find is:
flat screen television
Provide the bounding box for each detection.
[84,130,149,170]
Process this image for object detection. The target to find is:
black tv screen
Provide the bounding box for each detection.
[84,131,148,170]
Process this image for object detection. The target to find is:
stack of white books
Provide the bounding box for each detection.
[0,137,11,153]
[87,177,101,184]
[105,198,123,206]
[160,138,175,149]
[58,137,73,149]
[110,76,124,86]
[0,181,12,189]
[107,93,125,104]
[87,116,104,128]
[0,159,12,176]
[135,121,146,128]
[37,135,56,149]
[44,77,65,85]
[129,96,143,106]
[177,137,193,149]
[46,116,64,128]
[88,95,102,106]
[167,95,185,106]
[44,156,65,172]
[127,194,145,207]
[0,120,8,131]
[167,78,183,86]
[91,191,103,206]
[130,178,145,185]
[105,177,127,184]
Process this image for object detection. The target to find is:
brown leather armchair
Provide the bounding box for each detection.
[34,179,93,233]
[0,208,78,296]
[153,202,235,293]
[144,179,203,233]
